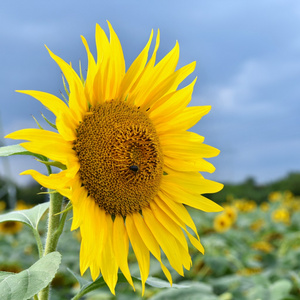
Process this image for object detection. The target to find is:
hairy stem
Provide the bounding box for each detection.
[39,191,64,300]
[32,227,44,258]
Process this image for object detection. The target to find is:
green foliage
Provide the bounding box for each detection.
[0,252,61,300]
[0,202,49,230]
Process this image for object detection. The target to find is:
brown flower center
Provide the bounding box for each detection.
[73,100,163,216]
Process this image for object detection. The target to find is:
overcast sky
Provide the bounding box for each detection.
[0,0,299,186]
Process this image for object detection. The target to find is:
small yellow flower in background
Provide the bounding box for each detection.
[284,190,294,201]
[234,199,256,212]
[214,213,232,233]
[272,208,290,225]
[6,22,223,294]
[233,199,244,211]
[252,241,273,253]
[0,263,22,273]
[244,200,257,212]
[223,205,237,223]
[237,267,262,276]
[260,202,269,212]
[268,191,282,202]
[288,196,300,211]
[0,220,23,235]
[15,200,33,210]
[250,219,265,232]
[0,201,6,212]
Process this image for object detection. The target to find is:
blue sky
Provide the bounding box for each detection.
[0,0,299,185]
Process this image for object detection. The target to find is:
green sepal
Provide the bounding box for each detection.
[54,202,72,216]
[163,171,168,175]
[62,74,70,97]
[35,159,67,170]
[79,60,85,85]
[32,115,44,130]
[0,144,47,161]
[41,113,57,130]
[60,90,68,103]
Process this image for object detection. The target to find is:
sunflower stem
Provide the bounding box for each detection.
[39,190,64,300]
[32,227,43,258]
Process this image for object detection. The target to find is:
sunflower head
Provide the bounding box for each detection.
[0,221,23,235]
[213,213,232,233]
[6,22,223,295]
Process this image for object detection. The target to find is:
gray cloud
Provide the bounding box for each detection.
[1,0,299,185]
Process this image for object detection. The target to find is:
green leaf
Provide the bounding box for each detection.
[0,144,46,160]
[0,272,15,283]
[145,277,189,289]
[67,268,89,288]
[270,280,292,300]
[149,282,217,300]
[0,252,61,300]
[0,202,49,230]
[69,271,186,300]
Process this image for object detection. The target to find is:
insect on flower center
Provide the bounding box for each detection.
[73,100,164,216]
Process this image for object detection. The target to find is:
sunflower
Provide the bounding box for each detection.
[213,213,231,233]
[0,220,23,235]
[6,22,223,294]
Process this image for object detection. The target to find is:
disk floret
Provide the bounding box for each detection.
[73,100,164,216]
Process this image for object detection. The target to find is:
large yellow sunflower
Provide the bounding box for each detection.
[6,22,223,294]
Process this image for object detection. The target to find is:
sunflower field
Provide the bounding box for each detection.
[1,177,300,300]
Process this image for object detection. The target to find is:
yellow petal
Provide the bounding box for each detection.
[16,90,71,119]
[118,30,153,100]
[45,46,87,120]
[142,207,184,276]
[149,78,197,122]
[160,179,223,212]
[113,215,134,289]
[79,199,98,273]
[100,214,118,295]
[56,111,77,141]
[81,35,97,106]
[149,201,188,252]
[94,208,107,268]
[155,194,200,239]
[132,213,173,284]
[165,171,224,195]
[6,128,77,165]
[156,106,211,134]
[154,196,204,254]
[20,169,71,189]
[107,21,125,97]
[134,38,179,108]
[70,182,89,230]
[126,215,150,295]
[140,61,195,110]
[94,24,111,102]
[164,156,216,173]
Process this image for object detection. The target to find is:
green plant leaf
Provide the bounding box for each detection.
[0,272,15,283]
[67,268,90,288]
[270,280,292,300]
[149,282,217,300]
[0,144,46,160]
[0,202,49,230]
[0,251,61,300]
[69,270,190,300]
[145,277,189,289]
